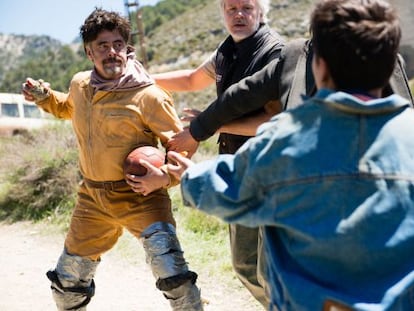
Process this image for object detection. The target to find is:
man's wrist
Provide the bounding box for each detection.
[189,118,214,142]
[159,166,172,188]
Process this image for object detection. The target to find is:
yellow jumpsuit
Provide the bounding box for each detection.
[37,70,181,260]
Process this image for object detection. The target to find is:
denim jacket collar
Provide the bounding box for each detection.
[313,88,411,115]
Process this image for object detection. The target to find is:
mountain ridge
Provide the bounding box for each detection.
[0,0,412,104]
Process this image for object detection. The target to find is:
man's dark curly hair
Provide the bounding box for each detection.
[80,8,131,45]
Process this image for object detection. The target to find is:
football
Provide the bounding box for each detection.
[123,146,165,176]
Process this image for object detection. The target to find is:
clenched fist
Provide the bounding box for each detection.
[22,77,51,102]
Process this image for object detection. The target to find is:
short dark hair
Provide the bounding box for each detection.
[310,0,401,91]
[80,8,131,45]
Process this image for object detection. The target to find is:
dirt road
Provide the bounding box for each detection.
[0,221,262,311]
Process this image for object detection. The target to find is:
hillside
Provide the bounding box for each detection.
[0,33,86,93]
[147,0,312,67]
[0,34,64,83]
[145,0,314,109]
[0,0,412,107]
[0,0,313,110]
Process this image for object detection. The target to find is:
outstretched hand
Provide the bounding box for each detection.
[167,128,199,158]
[167,151,195,181]
[125,159,170,196]
[22,77,51,102]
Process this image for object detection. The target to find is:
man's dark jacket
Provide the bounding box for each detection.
[212,23,283,154]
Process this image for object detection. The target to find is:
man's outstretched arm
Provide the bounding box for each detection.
[189,57,283,141]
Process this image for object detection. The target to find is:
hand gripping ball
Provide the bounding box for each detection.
[123,146,165,176]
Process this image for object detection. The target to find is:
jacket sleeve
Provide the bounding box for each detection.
[141,87,183,144]
[180,154,256,223]
[189,57,283,141]
[180,136,271,227]
[36,90,73,119]
[140,86,184,188]
[35,73,89,119]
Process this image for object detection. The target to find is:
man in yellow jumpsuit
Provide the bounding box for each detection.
[22,8,203,311]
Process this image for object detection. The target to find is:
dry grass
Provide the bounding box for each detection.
[0,123,237,285]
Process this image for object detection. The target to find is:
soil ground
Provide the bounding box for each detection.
[0,221,263,311]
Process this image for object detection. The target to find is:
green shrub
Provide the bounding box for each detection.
[170,187,227,236]
[0,123,79,222]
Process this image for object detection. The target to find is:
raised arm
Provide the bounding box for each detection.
[152,67,214,92]
[152,52,216,92]
[189,57,283,141]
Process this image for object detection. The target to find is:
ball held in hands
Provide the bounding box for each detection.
[123,146,165,176]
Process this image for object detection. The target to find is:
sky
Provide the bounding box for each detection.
[0,0,161,44]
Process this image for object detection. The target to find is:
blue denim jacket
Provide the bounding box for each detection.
[180,89,414,310]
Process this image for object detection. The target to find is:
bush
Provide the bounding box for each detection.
[0,123,79,221]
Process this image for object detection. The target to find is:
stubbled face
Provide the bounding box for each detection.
[223,0,263,42]
[85,29,128,80]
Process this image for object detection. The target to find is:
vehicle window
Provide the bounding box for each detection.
[23,104,42,118]
[1,103,19,117]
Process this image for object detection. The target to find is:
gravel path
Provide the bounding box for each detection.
[0,221,263,311]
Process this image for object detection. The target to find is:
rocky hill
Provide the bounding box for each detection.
[0,34,64,82]
[147,0,313,69]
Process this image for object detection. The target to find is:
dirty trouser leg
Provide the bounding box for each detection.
[141,221,203,311]
[47,249,99,311]
[230,223,270,308]
[48,183,122,310]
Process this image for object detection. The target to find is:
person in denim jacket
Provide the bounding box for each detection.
[166,0,414,310]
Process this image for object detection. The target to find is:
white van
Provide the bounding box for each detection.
[0,92,56,136]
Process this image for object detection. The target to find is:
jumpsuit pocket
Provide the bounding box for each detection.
[102,110,140,148]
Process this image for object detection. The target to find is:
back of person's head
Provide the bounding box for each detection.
[80,8,131,45]
[218,0,270,23]
[310,0,401,91]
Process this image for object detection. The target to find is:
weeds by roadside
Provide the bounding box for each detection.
[0,123,239,287]
[0,123,78,221]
